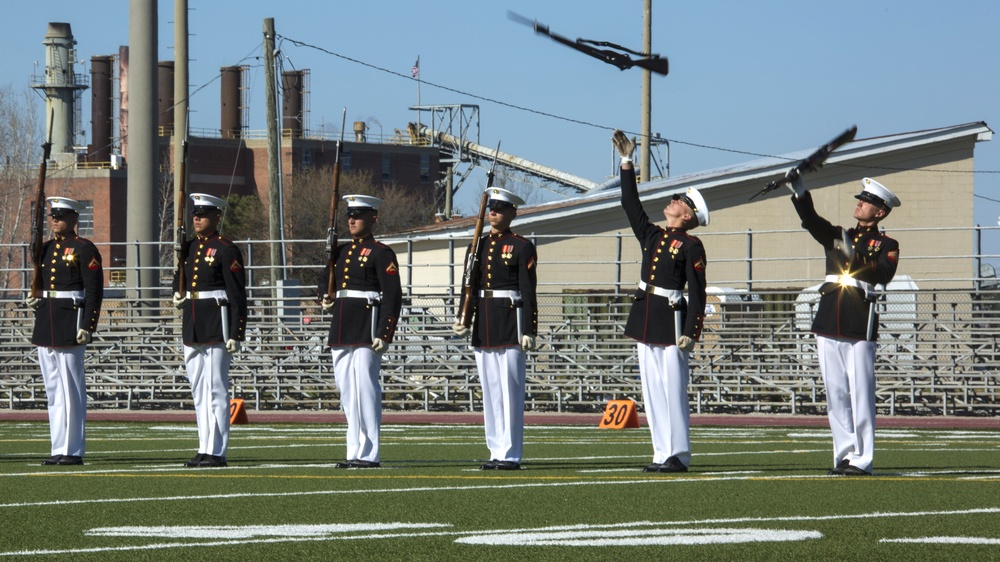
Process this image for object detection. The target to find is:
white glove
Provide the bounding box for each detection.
[25,296,42,309]
[785,168,806,199]
[76,329,92,345]
[520,334,536,351]
[832,227,856,261]
[321,294,335,312]
[611,130,636,163]
[225,339,240,353]
[452,322,470,338]
[677,335,695,352]
[372,338,388,353]
[172,292,188,309]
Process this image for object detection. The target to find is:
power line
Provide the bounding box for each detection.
[278,33,1000,176]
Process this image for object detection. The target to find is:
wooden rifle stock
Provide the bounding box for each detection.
[456,142,501,328]
[323,107,347,304]
[29,112,54,299]
[175,140,190,296]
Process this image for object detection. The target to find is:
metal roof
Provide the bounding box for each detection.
[395,122,992,240]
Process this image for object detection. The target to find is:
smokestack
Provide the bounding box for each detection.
[157,61,175,135]
[33,22,88,157]
[220,65,242,138]
[281,70,303,138]
[89,55,113,163]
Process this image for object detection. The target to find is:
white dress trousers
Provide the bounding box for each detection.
[38,345,88,457]
[817,335,877,472]
[184,344,231,457]
[475,346,526,463]
[331,346,382,463]
[637,343,691,467]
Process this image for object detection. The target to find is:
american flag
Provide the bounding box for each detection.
[411,56,420,78]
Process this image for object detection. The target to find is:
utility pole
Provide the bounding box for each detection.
[263,18,283,286]
[640,0,652,183]
[174,0,188,252]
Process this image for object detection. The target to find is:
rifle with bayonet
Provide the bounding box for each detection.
[750,125,858,201]
[508,11,669,76]
[456,142,502,329]
[323,107,348,306]
[29,111,55,299]
[174,138,190,296]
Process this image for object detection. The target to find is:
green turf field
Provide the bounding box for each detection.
[1,420,999,560]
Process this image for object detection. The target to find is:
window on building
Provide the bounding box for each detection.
[342,151,352,172]
[420,154,430,183]
[381,153,391,182]
[302,148,312,167]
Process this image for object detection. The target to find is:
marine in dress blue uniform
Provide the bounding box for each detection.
[318,195,402,469]
[171,193,248,468]
[27,197,103,466]
[454,187,538,470]
[614,130,709,474]
[789,174,900,476]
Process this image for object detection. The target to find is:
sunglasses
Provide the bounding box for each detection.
[672,193,698,213]
[488,200,514,212]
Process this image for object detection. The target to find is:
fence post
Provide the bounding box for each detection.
[615,232,623,294]
[746,228,753,293]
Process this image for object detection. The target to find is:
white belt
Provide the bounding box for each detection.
[825,274,876,300]
[479,289,521,300]
[638,281,683,305]
[191,290,228,300]
[42,290,84,300]
[336,290,381,303]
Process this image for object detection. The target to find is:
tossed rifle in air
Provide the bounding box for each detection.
[750,126,858,201]
[508,11,669,76]
[174,138,190,296]
[456,142,502,329]
[323,107,348,306]
[29,111,55,299]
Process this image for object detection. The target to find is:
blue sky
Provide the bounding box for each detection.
[4,1,999,232]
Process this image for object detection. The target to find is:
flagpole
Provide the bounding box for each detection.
[416,55,421,143]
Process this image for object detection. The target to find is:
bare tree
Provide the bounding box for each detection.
[221,167,437,288]
[0,84,42,292]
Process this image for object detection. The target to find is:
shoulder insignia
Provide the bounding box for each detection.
[887,249,899,263]
[386,262,399,275]
[694,257,706,271]
[88,257,100,270]
[527,256,535,270]
[229,259,243,273]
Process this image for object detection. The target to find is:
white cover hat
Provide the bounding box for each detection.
[675,187,710,227]
[189,193,228,212]
[46,196,85,215]
[486,187,526,207]
[342,194,383,212]
[856,177,900,210]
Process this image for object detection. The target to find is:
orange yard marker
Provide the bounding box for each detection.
[598,399,639,429]
[229,398,249,424]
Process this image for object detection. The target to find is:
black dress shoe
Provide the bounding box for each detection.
[494,461,521,471]
[56,455,84,466]
[335,460,356,469]
[199,455,228,468]
[479,460,499,470]
[643,463,663,472]
[655,457,688,473]
[841,464,872,476]
[42,455,63,466]
[185,453,206,468]
[828,459,851,475]
[350,460,380,469]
